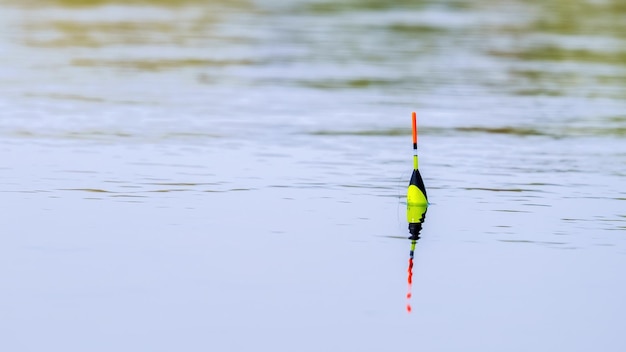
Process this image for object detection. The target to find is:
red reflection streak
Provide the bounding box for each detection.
[406,257,414,313]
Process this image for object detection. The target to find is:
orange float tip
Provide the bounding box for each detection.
[411,112,417,147]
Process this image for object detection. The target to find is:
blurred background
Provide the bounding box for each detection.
[1,0,625,351]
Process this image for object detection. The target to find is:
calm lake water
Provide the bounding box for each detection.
[1,0,625,351]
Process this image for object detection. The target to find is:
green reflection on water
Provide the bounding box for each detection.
[12,0,249,6]
[300,78,399,90]
[510,69,626,99]
[72,58,254,71]
[25,21,180,48]
[492,0,626,67]
[303,0,424,13]
[492,46,626,64]
[311,124,626,138]
[311,128,407,137]
[531,0,626,37]
[6,0,626,102]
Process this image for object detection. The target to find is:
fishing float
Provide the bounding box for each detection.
[407,111,428,240]
[406,111,428,313]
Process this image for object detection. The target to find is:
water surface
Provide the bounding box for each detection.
[1,0,625,351]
